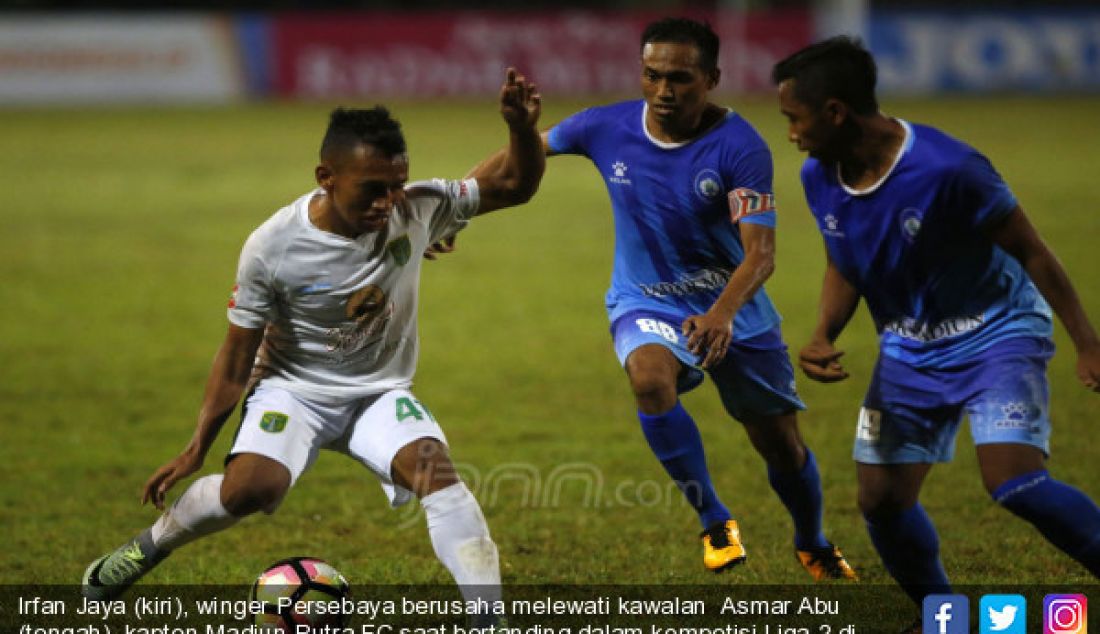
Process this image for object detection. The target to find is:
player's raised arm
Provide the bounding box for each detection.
[142,323,263,509]
[799,251,860,383]
[461,127,554,197]
[470,68,545,215]
[989,206,1100,391]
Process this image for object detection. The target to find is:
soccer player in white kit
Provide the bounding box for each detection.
[82,69,544,616]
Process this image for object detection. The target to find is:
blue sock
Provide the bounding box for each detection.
[767,449,830,550]
[864,504,952,605]
[638,402,731,529]
[993,469,1100,576]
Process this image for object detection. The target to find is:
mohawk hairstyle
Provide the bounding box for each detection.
[771,36,879,116]
[641,17,720,72]
[320,106,407,164]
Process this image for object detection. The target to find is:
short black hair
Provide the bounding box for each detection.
[320,106,407,165]
[771,36,878,116]
[641,17,720,72]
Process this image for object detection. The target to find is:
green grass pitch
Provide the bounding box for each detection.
[1,95,1098,589]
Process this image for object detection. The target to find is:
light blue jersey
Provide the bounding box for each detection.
[548,99,782,341]
[801,120,1053,368]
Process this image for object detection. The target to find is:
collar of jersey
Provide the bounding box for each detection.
[836,118,914,197]
[299,188,380,244]
[640,102,732,150]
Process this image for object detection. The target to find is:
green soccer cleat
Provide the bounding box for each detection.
[82,529,168,601]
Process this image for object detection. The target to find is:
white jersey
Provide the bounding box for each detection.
[227,178,479,402]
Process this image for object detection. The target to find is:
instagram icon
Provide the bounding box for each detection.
[1045,595,1087,634]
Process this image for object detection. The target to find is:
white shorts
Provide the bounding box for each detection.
[228,383,447,507]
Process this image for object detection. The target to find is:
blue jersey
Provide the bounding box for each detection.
[547,99,782,341]
[801,120,1052,367]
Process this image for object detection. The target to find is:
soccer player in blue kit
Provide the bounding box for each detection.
[772,36,1100,608]
[539,18,856,579]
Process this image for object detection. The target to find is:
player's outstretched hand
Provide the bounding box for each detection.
[799,339,849,383]
[683,311,732,369]
[499,67,541,131]
[142,449,204,510]
[423,235,457,261]
[1077,342,1100,392]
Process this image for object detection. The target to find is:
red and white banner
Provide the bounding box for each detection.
[0,15,244,104]
[271,11,811,98]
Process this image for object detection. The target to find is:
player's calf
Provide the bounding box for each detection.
[82,474,241,600]
[421,483,502,618]
[992,468,1100,576]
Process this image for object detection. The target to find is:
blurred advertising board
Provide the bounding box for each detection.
[267,11,812,98]
[0,15,244,104]
[871,10,1100,93]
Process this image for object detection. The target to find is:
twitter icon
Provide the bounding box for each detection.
[981,595,1026,634]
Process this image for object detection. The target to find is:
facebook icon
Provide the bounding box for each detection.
[923,595,969,634]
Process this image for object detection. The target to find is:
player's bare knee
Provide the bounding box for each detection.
[631,382,677,414]
[747,434,800,471]
[857,486,918,519]
[761,445,804,472]
[625,347,680,413]
[977,444,1046,497]
[858,495,895,520]
[858,479,899,518]
[221,480,288,517]
[981,471,1008,498]
[626,367,678,413]
[857,463,930,518]
[392,438,459,497]
[221,455,291,516]
[742,414,805,471]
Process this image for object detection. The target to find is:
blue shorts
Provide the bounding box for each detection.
[853,337,1053,464]
[611,309,805,421]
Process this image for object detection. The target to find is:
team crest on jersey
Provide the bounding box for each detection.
[900,208,923,242]
[228,283,239,309]
[259,411,288,433]
[694,169,722,201]
[728,187,775,223]
[386,234,412,266]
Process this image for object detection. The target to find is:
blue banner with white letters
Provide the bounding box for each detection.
[870,10,1100,93]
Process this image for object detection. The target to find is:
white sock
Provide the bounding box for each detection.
[150,474,239,552]
[421,483,501,618]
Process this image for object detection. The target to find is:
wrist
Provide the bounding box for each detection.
[809,328,834,346]
[508,121,539,137]
[183,441,208,461]
[708,303,737,322]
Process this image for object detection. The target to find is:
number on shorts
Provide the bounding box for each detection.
[396,396,436,423]
[636,318,678,344]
